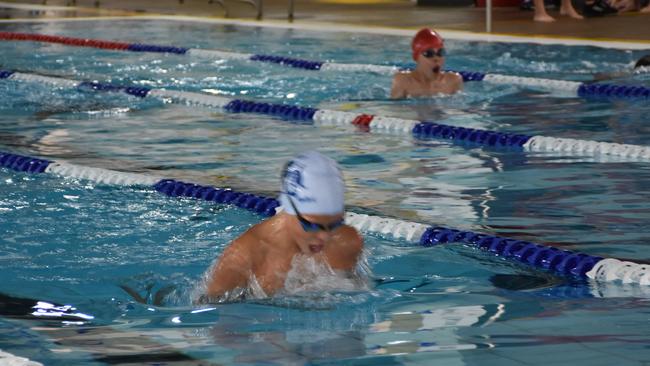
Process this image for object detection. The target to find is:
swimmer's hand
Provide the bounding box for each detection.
[119,284,176,306]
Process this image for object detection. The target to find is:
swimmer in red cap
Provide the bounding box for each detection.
[390,28,463,99]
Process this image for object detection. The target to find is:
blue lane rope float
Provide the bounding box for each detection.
[0,152,51,173]
[0,31,648,99]
[577,83,650,98]
[224,99,318,122]
[0,70,15,79]
[1,150,648,286]
[419,227,602,277]
[454,70,486,82]
[77,81,152,98]
[249,54,324,70]
[2,70,650,161]
[126,43,189,55]
[413,122,533,148]
[153,179,280,217]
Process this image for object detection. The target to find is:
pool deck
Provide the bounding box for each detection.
[0,0,649,46]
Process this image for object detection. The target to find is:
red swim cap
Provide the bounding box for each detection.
[411,28,444,61]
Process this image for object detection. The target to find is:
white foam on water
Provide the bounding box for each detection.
[194,251,373,305]
[280,253,371,296]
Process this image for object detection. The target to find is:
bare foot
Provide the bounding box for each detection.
[560,6,585,19]
[534,13,556,22]
[641,4,650,13]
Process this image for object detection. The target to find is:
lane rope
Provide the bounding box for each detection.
[2,150,648,286]
[3,69,650,161]
[1,31,648,98]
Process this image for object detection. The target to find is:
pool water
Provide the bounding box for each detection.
[1,18,650,365]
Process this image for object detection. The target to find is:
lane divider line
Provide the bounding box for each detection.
[1,150,648,286]
[2,31,649,98]
[3,69,650,161]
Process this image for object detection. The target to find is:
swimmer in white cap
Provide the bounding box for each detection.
[201,151,364,302]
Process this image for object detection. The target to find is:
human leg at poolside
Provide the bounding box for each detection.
[560,0,584,18]
[533,0,556,21]
[534,0,583,21]
[639,1,650,13]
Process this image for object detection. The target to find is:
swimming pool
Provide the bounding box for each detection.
[1,17,650,365]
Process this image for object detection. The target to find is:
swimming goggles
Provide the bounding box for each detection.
[422,48,446,58]
[287,196,345,232]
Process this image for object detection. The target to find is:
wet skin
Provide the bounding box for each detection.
[203,212,363,300]
[390,49,463,98]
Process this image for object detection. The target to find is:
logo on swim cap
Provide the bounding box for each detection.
[412,28,444,61]
[279,151,345,216]
[283,160,315,203]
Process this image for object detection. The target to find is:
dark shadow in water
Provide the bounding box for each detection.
[93,352,209,365]
[489,273,564,291]
[0,292,220,365]
[481,333,650,348]
[0,292,91,322]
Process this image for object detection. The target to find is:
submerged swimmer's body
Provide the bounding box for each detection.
[593,54,650,81]
[202,151,366,302]
[391,28,463,99]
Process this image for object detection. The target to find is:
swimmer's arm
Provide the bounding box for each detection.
[390,74,408,99]
[204,240,252,299]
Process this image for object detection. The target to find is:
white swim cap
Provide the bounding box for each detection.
[279,151,345,216]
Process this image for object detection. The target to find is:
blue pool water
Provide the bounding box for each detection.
[1,18,650,365]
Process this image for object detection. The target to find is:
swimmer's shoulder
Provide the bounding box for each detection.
[443,71,464,92]
[393,68,416,82]
[445,71,464,84]
[329,225,363,267]
[391,71,415,99]
[238,219,273,252]
[341,224,363,244]
[225,219,273,258]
